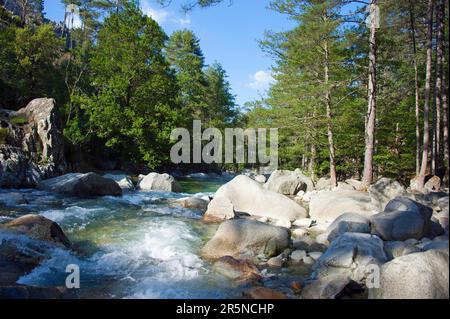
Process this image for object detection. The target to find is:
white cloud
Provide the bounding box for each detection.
[176,15,192,26]
[142,4,170,24]
[248,70,275,90]
[141,1,191,26]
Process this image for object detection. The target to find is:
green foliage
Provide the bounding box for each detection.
[9,114,28,125]
[0,23,65,108]
[0,127,8,144]
[166,29,208,124]
[69,2,180,169]
[204,62,238,128]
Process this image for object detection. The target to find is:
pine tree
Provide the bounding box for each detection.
[166,29,208,124]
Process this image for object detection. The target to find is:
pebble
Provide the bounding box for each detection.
[290,250,307,262]
[267,257,284,268]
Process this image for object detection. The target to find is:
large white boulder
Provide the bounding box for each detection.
[264,170,307,195]
[369,178,406,211]
[138,172,182,192]
[309,191,375,223]
[201,219,291,260]
[369,248,449,299]
[37,173,122,197]
[205,175,307,221]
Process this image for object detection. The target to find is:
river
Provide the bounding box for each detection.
[0,176,305,299]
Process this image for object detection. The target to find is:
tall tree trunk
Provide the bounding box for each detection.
[418,0,435,191]
[362,0,378,189]
[434,0,444,177]
[324,40,337,188]
[409,0,421,176]
[439,0,449,186]
[310,143,317,181]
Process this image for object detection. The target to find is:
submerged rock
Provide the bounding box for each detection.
[0,285,77,299]
[1,214,71,248]
[138,172,182,193]
[201,219,290,260]
[301,274,352,299]
[213,256,261,282]
[243,287,288,299]
[37,172,122,197]
[174,197,209,212]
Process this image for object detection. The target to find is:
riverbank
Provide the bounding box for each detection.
[0,170,448,299]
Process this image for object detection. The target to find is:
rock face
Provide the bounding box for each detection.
[324,213,371,242]
[0,145,40,188]
[213,256,261,282]
[369,178,406,211]
[138,172,182,192]
[369,249,449,299]
[201,219,291,260]
[37,173,122,197]
[264,170,307,195]
[309,191,375,223]
[0,98,66,188]
[313,233,388,281]
[370,197,433,241]
[175,197,209,212]
[1,214,71,248]
[205,175,307,222]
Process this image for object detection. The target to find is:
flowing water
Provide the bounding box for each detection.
[0,176,305,299]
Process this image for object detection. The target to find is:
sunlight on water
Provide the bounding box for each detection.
[0,176,243,299]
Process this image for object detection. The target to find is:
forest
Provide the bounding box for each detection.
[1,0,449,191]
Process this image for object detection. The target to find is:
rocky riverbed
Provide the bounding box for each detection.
[0,170,449,299]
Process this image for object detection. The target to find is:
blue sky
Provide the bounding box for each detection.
[43,0,297,108]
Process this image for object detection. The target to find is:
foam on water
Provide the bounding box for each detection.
[1,177,239,298]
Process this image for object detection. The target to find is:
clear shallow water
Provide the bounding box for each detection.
[0,175,303,299]
[0,176,252,298]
